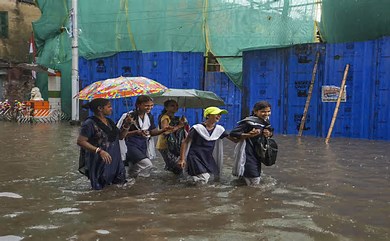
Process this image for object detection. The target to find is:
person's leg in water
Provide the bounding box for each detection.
[189,173,210,185]
[244,176,260,186]
[128,158,153,178]
[159,149,183,175]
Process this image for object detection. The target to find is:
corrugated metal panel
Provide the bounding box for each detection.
[168,52,205,126]
[89,57,115,82]
[285,44,325,136]
[242,38,390,140]
[170,52,204,89]
[373,37,390,140]
[78,57,90,87]
[138,52,204,126]
[141,52,171,86]
[204,72,242,130]
[110,52,142,121]
[79,52,205,124]
[114,51,142,77]
[242,49,285,134]
[322,41,377,139]
[78,57,91,120]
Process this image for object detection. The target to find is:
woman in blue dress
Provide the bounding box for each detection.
[178,106,234,184]
[77,98,132,190]
[230,101,273,186]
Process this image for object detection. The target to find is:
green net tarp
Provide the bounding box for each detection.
[33,0,318,81]
[32,0,318,115]
[319,0,390,43]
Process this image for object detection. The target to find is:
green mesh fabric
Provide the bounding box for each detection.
[320,0,390,43]
[33,0,318,88]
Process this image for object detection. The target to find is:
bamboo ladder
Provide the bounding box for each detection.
[325,64,350,144]
[298,52,320,136]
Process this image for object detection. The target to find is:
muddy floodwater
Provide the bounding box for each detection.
[0,122,389,241]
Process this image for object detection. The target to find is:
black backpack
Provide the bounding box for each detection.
[252,136,278,166]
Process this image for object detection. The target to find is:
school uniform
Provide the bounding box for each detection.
[184,123,228,184]
[117,111,156,178]
[230,116,272,185]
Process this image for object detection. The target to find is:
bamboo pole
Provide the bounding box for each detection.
[325,64,350,144]
[298,51,320,136]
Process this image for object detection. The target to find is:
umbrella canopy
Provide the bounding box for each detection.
[150,88,225,108]
[76,76,168,100]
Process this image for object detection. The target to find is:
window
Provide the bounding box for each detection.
[0,12,8,38]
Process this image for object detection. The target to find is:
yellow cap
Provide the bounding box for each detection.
[204,106,228,118]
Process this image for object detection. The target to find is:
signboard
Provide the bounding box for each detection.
[321,85,347,102]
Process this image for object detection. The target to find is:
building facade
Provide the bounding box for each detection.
[0,0,40,102]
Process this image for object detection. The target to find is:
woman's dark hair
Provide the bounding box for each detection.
[135,95,153,109]
[82,98,110,114]
[158,99,177,128]
[251,101,271,115]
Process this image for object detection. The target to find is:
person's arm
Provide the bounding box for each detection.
[220,130,239,143]
[150,124,173,136]
[240,128,261,139]
[119,115,135,140]
[77,135,112,164]
[230,122,261,140]
[159,117,174,135]
[177,135,191,169]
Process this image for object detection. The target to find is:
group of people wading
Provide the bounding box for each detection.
[77,95,273,190]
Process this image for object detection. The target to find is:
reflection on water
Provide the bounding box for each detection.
[0,122,389,240]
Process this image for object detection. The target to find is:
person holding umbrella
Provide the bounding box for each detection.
[156,100,189,175]
[77,98,133,190]
[121,95,173,178]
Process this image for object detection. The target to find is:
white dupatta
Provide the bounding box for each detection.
[184,124,225,175]
[232,140,246,177]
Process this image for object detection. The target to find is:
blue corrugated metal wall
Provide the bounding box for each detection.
[79,51,142,121]
[322,41,377,139]
[285,44,325,136]
[78,37,390,140]
[243,37,390,140]
[204,72,242,130]
[79,51,204,125]
[373,37,390,140]
[141,52,205,126]
[242,49,285,133]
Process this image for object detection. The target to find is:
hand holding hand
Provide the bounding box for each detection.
[141,130,151,137]
[163,125,174,132]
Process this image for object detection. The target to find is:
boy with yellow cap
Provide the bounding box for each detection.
[178,106,233,184]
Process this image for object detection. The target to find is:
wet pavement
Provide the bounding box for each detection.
[0,121,389,241]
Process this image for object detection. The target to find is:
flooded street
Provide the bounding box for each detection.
[0,121,389,241]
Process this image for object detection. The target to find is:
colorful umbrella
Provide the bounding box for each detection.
[150,88,225,108]
[76,76,168,100]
